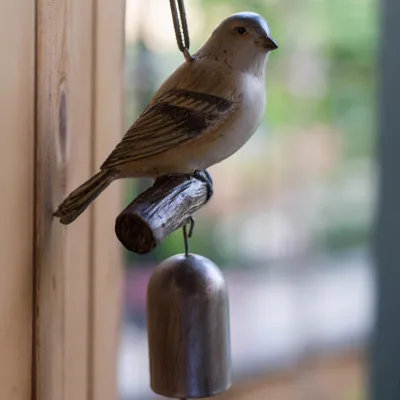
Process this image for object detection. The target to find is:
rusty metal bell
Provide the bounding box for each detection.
[146,254,231,399]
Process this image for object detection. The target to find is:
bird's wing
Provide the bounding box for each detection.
[100,88,237,170]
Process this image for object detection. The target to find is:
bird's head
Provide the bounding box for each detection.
[197,12,278,74]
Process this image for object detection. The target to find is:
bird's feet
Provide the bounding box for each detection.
[192,170,214,202]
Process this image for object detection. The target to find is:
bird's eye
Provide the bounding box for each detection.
[235,27,247,36]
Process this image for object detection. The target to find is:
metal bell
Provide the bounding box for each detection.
[147,254,231,399]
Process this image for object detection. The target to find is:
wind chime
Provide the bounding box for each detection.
[53,1,280,396]
[144,1,231,398]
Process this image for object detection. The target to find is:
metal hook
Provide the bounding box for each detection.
[183,216,195,257]
[183,47,194,62]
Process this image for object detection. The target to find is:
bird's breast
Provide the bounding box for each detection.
[198,74,266,168]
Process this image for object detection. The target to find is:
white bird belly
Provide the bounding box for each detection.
[196,74,266,169]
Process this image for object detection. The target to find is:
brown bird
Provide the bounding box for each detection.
[54,12,278,224]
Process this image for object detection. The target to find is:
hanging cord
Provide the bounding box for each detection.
[170,0,195,260]
[169,0,193,62]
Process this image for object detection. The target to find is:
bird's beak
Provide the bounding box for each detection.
[261,35,278,51]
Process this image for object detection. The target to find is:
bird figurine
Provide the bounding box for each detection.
[54,11,278,224]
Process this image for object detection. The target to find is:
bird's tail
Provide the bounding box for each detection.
[53,168,119,225]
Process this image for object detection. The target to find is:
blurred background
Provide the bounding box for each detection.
[118,0,377,398]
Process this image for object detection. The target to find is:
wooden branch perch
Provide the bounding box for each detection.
[115,172,212,254]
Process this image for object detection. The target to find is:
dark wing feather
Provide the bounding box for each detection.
[100,89,235,170]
